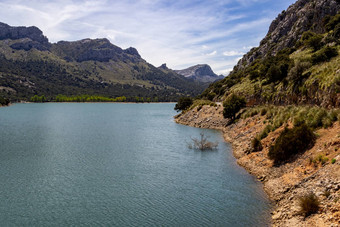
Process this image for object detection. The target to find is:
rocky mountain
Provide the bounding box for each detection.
[203,0,340,107]
[0,22,207,101]
[175,64,224,83]
[236,0,340,71]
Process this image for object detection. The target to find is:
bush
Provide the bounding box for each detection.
[311,46,338,64]
[316,154,329,165]
[333,24,340,39]
[174,97,193,112]
[325,13,340,31]
[259,124,273,139]
[287,61,311,83]
[331,158,336,164]
[299,193,320,217]
[223,94,246,120]
[0,96,10,106]
[188,133,218,151]
[30,95,46,103]
[300,31,323,51]
[268,124,315,165]
[206,92,216,101]
[251,137,263,152]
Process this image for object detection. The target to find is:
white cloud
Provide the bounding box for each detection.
[207,50,217,56]
[0,0,296,74]
[223,51,245,56]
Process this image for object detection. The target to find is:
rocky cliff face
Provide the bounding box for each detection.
[0,22,50,51]
[0,22,48,44]
[235,0,340,71]
[54,38,142,63]
[175,64,224,83]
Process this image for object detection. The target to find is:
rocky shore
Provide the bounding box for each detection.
[175,104,340,227]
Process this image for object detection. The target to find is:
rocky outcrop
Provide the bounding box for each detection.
[175,105,340,227]
[124,47,141,58]
[175,64,224,83]
[54,38,142,63]
[0,22,49,44]
[235,0,340,71]
[10,39,50,51]
[158,63,169,70]
[0,22,50,51]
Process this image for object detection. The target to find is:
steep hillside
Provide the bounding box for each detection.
[0,23,206,101]
[202,0,340,107]
[175,64,224,83]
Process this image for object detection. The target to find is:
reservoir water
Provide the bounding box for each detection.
[0,103,271,226]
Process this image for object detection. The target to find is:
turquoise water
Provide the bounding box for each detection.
[0,103,270,226]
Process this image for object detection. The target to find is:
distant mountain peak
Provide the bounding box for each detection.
[175,64,224,83]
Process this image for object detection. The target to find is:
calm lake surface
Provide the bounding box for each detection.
[0,103,271,226]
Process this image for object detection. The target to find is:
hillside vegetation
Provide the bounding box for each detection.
[202,4,340,108]
[0,26,206,102]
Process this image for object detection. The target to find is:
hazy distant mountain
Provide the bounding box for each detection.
[175,64,224,83]
[0,22,207,101]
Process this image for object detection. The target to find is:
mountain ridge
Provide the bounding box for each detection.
[0,22,207,101]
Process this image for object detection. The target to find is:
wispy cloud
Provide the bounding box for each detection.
[0,0,296,75]
[207,51,217,56]
[223,51,245,56]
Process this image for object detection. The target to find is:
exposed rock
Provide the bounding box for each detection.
[124,47,141,58]
[235,0,340,71]
[0,22,49,44]
[10,39,50,51]
[0,22,50,51]
[54,38,142,63]
[175,64,224,83]
[158,63,169,70]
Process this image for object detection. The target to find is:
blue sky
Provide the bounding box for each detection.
[0,0,296,75]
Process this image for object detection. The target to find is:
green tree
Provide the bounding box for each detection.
[223,94,246,120]
[174,97,193,112]
[0,96,10,106]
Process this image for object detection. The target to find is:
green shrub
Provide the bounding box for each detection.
[259,124,273,139]
[299,193,320,217]
[309,108,328,128]
[206,92,216,101]
[311,46,338,64]
[174,97,193,112]
[300,31,323,51]
[331,158,336,164]
[322,117,332,129]
[251,137,263,152]
[223,94,246,120]
[333,23,340,39]
[30,95,46,103]
[0,96,10,106]
[325,13,340,31]
[268,124,315,165]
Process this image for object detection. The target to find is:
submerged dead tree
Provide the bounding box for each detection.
[188,133,218,151]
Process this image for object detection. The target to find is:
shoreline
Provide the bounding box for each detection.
[175,104,340,227]
[13,102,176,104]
